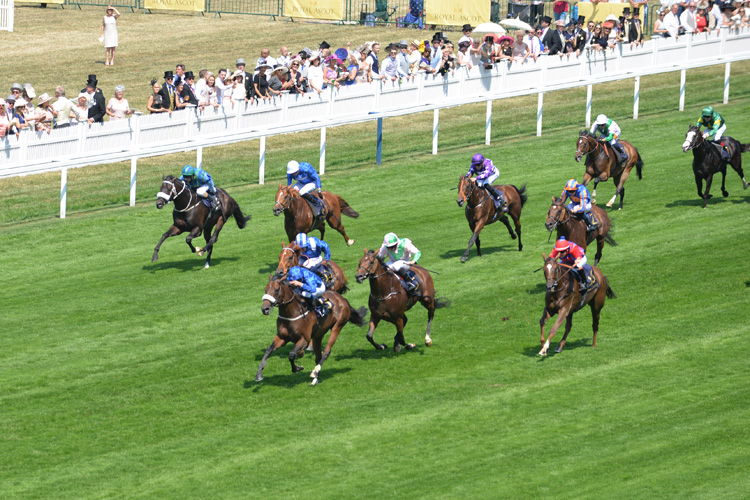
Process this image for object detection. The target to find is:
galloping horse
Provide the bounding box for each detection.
[575,130,643,210]
[545,197,616,265]
[538,254,616,356]
[257,275,367,385]
[682,124,749,208]
[153,176,251,268]
[455,176,528,263]
[275,241,349,294]
[355,250,448,351]
[273,185,359,246]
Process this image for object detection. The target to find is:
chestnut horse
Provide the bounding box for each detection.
[455,176,528,263]
[682,124,749,209]
[545,197,616,265]
[575,130,643,210]
[275,242,349,294]
[273,185,359,246]
[355,250,449,352]
[257,275,367,385]
[153,176,251,268]
[538,254,616,356]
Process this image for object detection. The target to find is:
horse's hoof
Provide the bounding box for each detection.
[605,202,613,208]
[394,344,402,353]
[511,233,517,240]
[722,191,729,198]
[297,351,305,359]
[347,239,355,246]
[293,365,304,373]
[255,374,263,382]
[425,337,432,347]
[537,351,547,357]
[554,346,564,353]
[310,378,319,386]
[196,247,204,256]
[405,343,416,350]
[460,256,467,263]
[377,343,387,351]
[151,255,158,262]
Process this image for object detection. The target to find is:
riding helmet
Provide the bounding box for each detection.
[295,233,309,248]
[287,160,300,175]
[564,179,579,191]
[702,106,713,117]
[181,165,195,177]
[384,232,399,247]
[471,153,485,165]
[554,237,570,252]
[595,114,608,125]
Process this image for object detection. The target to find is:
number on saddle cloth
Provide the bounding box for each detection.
[397,269,421,295]
[583,266,598,291]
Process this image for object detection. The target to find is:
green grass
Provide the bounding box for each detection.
[3,9,750,500]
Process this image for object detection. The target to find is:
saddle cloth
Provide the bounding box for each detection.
[395,271,421,295]
[583,267,599,293]
[612,146,624,165]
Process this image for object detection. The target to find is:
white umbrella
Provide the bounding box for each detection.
[472,22,507,35]
[499,18,534,31]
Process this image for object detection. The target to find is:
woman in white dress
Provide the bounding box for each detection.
[101,5,120,66]
[106,85,132,120]
[71,94,91,125]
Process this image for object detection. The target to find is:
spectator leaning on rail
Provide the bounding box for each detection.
[52,86,74,128]
[107,85,132,121]
[158,70,176,110]
[286,160,326,218]
[85,76,106,124]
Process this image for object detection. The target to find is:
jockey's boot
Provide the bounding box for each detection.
[720,142,730,161]
[583,212,598,231]
[613,142,628,163]
[302,193,325,218]
[484,185,508,212]
[575,268,588,293]
[397,268,419,295]
[312,297,329,318]
[207,192,221,217]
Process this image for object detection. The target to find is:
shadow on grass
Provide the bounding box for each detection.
[664,197,730,208]
[142,256,239,272]
[527,283,546,295]
[335,345,426,361]
[440,245,512,260]
[244,367,352,390]
[256,262,278,275]
[520,337,593,358]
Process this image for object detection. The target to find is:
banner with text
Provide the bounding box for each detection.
[425,0,488,27]
[283,0,343,20]
[144,0,205,12]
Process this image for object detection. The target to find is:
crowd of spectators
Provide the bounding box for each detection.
[654,0,749,37]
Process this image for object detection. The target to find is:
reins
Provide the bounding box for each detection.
[263,280,310,322]
[160,179,203,213]
[358,258,400,302]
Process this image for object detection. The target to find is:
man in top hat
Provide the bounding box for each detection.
[82,75,106,124]
[573,17,588,54]
[539,16,555,53]
[180,71,199,106]
[4,94,16,122]
[459,24,473,44]
[543,18,565,55]
[10,83,23,102]
[626,8,644,46]
[158,70,176,111]
[430,32,444,59]
[319,41,331,59]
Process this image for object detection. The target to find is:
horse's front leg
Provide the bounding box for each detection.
[539,308,569,356]
[288,337,309,373]
[422,297,435,347]
[554,315,574,353]
[185,226,202,253]
[609,170,631,210]
[461,219,486,263]
[327,213,355,247]
[202,218,226,269]
[695,173,705,200]
[720,166,729,198]
[255,335,286,382]
[311,321,343,385]
[152,225,182,262]
[703,173,715,208]
[366,316,387,350]
[393,316,415,353]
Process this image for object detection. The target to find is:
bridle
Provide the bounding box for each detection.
[274,187,293,214]
[543,259,572,293]
[357,255,400,301]
[262,278,309,321]
[458,177,491,208]
[576,132,604,161]
[684,126,723,164]
[157,179,201,212]
[545,202,570,233]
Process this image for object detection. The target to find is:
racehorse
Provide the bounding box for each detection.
[455,176,528,263]
[575,130,644,210]
[257,275,367,385]
[275,241,349,294]
[538,254,616,356]
[355,249,449,352]
[273,185,359,246]
[153,176,251,268]
[545,197,617,266]
[682,124,749,209]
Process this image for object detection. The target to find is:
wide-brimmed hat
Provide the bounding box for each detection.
[24,86,36,99]
[15,98,27,108]
[325,55,342,64]
[257,63,273,71]
[230,69,244,79]
[0,98,5,106]
[37,93,51,104]
[184,71,195,79]
[410,39,420,48]
[309,50,321,60]
[696,1,708,9]
[334,47,349,60]
[462,23,473,31]
[386,42,400,50]
[6,94,16,102]
[164,70,174,79]
[498,35,514,44]
[605,14,618,21]
[236,58,246,66]
[272,65,289,74]
[555,19,566,26]
[76,92,89,101]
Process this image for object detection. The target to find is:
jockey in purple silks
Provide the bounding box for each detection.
[465,153,507,212]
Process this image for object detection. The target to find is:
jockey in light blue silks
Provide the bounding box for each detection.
[295,233,332,281]
[465,153,507,212]
[286,265,329,318]
[287,160,326,217]
[180,165,220,212]
[377,232,421,294]
[591,114,628,164]
[561,179,598,231]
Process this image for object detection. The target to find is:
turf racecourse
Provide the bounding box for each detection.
[4,57,750,500]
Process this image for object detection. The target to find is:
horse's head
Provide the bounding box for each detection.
[575,130,594,162]
[456,175,474,208]
[262,274,288,315]
[541,253,564,293]
[545,196,568,232]
[273,185,294,216]
[275,242,301,278]
[355,249,380,284]
[156,175,181,209]
[683,124,702,153]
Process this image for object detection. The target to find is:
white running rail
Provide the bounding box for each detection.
[0,0,13,32]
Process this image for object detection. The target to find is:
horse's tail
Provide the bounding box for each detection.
[232,202,251,229]
[741,143,750,153]
[337,195,360,218]
[435,297,451,309]
[635,151,644,180]
[604,220,617,246]
[348,305,368,327]
[605,277,617,299]
[512,183,529,207]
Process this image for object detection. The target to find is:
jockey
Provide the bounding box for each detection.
[287,160,326,217]
[179,165,220,212]
[465,153,508,212]
[560,179,597,231]
[294,233,331,280]
[590,114,628,163]
[286,265,329,318]
[697,106,729,160]
[377,232,421,294]
[549,236,593,292]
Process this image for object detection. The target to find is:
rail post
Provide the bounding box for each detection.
[377,117,383,165]
[485,100,492,145]
[679,69,686,111]
[537,92,543,137]
[320,126,326,175]
[259,136,266,185]
[586,84,592,128]
[633,76,640,120]
[723,62,730,104]
[60,167,68,219]
[432,108,439,154]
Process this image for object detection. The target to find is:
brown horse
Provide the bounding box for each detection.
[257,275,367,385]
[538,254,616,356]
[273,185,359,246]
[455,176,528,262]
[153,176,251,268]
[275,242,349,294]
[575,130,643,210]
[545,197,617,265]
[355,250,449,351]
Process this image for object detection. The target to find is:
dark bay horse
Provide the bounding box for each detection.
[545,197,616,265]
[355,250,449,351]
[275,242,349,294]
[682,125,749,208]
[273,185,359,246]
[257,275,367,385]
[538,254,616,356]
[455,176,528,263]
[575,130,643,210]
[153,176,251,268]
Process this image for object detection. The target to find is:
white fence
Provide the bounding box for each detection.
[0,0,13,32]
[2,28,750,217]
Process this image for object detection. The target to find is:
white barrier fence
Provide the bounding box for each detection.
[0,0,13,32]
[2,28,750,218]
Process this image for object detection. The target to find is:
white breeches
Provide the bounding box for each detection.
[476,171,499,187]
[299,282,326,299]
[575,255,588,269]
[293,182,316,195]
[608,135,619,146]
[713,124,726,140]
[567,201,592,214]
[302,255,323,269]
[196,185,210,197]
[386,260,409,272]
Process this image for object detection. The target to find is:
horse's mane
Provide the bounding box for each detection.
[164,174,177,182]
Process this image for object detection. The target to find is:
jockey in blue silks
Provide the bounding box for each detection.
[560,179,598,231]
[295,233,331,279]
[286,265,329,318]
[180,165,220,212]
[287,160,326,217]
[465,153,507,212]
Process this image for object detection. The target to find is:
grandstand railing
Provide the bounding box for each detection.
[0,0,14,31]
[2,28,749,218]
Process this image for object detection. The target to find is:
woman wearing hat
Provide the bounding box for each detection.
[106,85,132,121]
[173,80,189,111]
[33,93,56,133]
[267,65,287,96]
[354,44,373,83]
[0,99,19,139]
[253,64,272,100]
[307,52,325,94]
[101,5,121,66]
[11,99,31,134]
[323,56,344,89]
[198,74,220,109]
[71,93,91,125]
